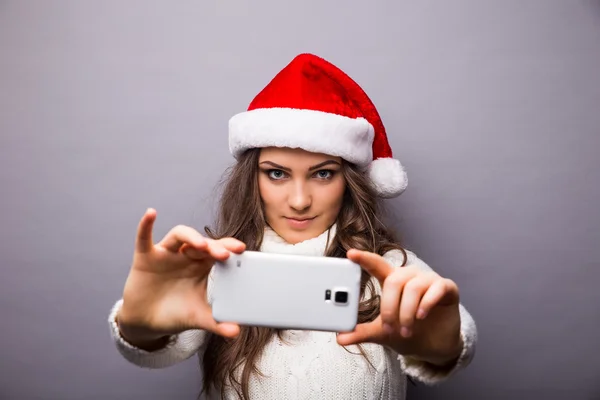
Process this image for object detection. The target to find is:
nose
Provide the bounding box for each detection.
[288,180,312,211]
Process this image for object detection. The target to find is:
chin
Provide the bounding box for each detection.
[273,225,326,245]
[278,230,309,245]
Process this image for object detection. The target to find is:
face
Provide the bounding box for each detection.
[258,147,346,244]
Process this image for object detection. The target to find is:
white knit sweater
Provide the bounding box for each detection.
[108,226,477,399]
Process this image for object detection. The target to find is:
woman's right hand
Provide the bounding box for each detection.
[116,208,243,349]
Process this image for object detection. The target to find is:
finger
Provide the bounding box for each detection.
[180,244,210,260]
[399,275,434,337]
[204,239,232,261]
[336,320,384,346]
[379,271,413,329]
[346,249,393,285]
[135,208,156,253]
[180,238,245,261]
[160,225,206,252]
[417,279,460,320]
[217,237,246,254]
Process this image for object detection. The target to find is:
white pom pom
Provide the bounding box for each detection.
[367,158,407,198]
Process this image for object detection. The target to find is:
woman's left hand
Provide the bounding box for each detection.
[336,249,463,367]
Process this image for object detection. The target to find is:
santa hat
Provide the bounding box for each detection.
[228,53,407,198]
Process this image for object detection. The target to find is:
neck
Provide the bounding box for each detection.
[260,224,337,256]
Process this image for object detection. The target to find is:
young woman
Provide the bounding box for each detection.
[108,53,477,399]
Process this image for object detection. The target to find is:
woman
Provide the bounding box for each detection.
[108,53,477,399]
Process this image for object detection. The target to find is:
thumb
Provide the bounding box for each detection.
[211,321,241,338]
[191,303,241,338]
[200,308,241,339]
[336,320,384,347]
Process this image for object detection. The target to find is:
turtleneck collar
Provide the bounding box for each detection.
[260,224,337,257]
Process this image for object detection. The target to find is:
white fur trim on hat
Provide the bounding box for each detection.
[368,158,407,198]
[229,108,375,167]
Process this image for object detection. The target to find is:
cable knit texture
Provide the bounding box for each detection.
[108,225,477,399]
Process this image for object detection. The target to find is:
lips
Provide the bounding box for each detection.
[285,217,315,222]
[284,216,316,229]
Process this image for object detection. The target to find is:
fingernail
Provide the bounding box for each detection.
[401,327,412,338]
[416,309,427,319]
[383,323,394,334]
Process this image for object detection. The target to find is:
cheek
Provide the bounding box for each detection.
[258,177,280,213]
[258,177,271,204]
[319,180,346,212]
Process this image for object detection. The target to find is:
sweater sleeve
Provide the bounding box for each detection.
[107,270,217,369]
[382,249,478,385]
[108,300,209,369]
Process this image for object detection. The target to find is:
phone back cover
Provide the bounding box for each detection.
[211,251,362,332]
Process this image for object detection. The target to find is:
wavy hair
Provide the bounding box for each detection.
[201,148,407,399]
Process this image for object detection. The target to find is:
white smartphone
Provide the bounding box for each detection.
[211,251,362,332]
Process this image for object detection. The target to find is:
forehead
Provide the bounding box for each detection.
[258,147,342,165]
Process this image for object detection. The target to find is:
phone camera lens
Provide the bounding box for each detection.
[334,291,348,304]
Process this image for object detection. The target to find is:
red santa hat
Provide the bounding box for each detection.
[228,53,407,198]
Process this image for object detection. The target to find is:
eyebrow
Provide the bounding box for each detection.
[259,160,341,172]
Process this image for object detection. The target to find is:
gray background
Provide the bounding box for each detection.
[1,1,599,399]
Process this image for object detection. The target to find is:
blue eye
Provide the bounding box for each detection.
[268,170,286,180]
[315,170,334,179]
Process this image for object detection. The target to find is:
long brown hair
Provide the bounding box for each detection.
[202,148,407,399]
